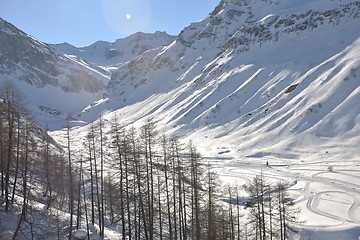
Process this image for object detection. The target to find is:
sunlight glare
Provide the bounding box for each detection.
[101,0,151,37]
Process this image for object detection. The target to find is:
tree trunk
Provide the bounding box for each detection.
[67,125,74,240]
[12,122,30,240]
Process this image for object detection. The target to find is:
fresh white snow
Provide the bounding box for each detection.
[62,1,360,238]
[2,0,360,239]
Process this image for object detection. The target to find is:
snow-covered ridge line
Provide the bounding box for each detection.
[51,31,176,67]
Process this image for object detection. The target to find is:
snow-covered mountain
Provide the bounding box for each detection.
[51,32,175,68]
[0,18,113,129]
[82,0,360,157]
[2,0,360,237]
[72,1,360,236]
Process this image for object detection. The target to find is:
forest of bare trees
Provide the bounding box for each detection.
[0,81,301,239]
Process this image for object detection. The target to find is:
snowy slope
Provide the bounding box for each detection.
[82,0,360,153]
[73,1,360,238]
[0,18,112,129]
[51,32,175,68]
[1,0,360,238]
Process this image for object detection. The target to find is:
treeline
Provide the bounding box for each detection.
[0,80,301,239]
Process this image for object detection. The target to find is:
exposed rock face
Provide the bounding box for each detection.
[177,0,360,54]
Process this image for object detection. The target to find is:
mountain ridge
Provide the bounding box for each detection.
[51,31,176,68]
[0,18,176,129]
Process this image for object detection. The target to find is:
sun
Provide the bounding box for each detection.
[101,0,151,36]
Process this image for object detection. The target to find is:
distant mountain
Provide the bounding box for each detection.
[81,0,360,158]
[51,32,176,68]
[0,18,112,129]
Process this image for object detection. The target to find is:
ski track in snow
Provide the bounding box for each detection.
[208,154,360,234]
[348,197,360,224]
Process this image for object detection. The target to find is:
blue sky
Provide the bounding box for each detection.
[0,0,219,47]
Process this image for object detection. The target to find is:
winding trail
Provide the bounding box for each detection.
[207,153,360,236]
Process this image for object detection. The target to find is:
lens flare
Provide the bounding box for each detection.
[101,0,151,37]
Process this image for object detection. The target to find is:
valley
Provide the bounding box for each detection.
[1,0,360,239]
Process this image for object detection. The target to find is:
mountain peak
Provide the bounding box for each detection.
[178,0,360,54]
[0,17,23,36]
[52,32,176,67]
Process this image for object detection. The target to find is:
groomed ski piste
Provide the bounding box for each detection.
[202,148,360,240]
